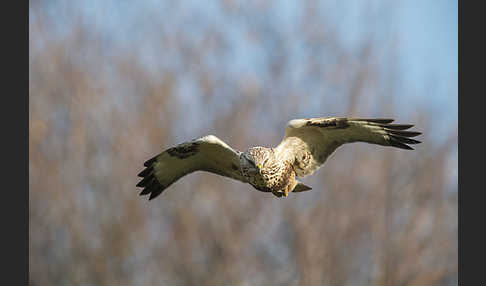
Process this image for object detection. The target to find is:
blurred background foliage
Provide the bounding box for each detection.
[29,0,457,285]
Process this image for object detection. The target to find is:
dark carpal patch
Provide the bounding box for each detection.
[167,142,200,159]
[306,118,349,129]
[352,118,394,124]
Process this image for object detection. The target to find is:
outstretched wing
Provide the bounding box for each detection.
[275,117,421,177]
[136,135,245,200]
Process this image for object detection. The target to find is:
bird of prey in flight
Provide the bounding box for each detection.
[137,117,421,200]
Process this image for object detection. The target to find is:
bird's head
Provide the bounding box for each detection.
[243,147,272,173]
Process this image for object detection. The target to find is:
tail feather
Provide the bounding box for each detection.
[293,181,312,193]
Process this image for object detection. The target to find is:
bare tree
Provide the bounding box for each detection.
[29,1,457,285]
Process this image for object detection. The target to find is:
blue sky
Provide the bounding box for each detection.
[30,0,458,143]
[396,0,457,119]
[397,0,457,87]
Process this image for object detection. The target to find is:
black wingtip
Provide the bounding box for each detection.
[389,140,414,150]
[382,124,414,130]
[386,130,422,138]
[389,135,421,145]
[148,193,157,200]
[143,155,158,167]
[138,166,153,177]
[369,119,422,150]
[137,154,166,200]
[139,186,152,196]
[148,188,164,200]
[387,135,418,150]
[137,176,166,201]
[352,118,395,124]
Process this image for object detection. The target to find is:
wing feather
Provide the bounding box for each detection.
[275,117,421,177]
[136,135,245,200]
